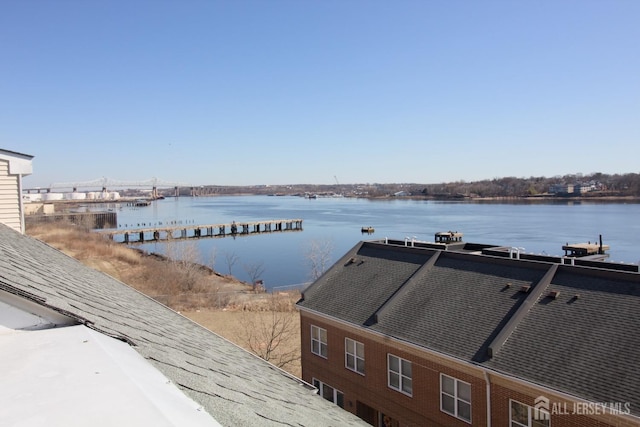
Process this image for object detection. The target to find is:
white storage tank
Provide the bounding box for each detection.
[87,192,97,200]
[43,193,64,201]
[23,194,43,202]
[108,192,121,200]
[69,192,87,200]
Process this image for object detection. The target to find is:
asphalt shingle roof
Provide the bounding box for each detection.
[298,240,640,416]
[486,266,640,413]
[300,242,434,325]
[371,254,549,362]
[0,224,367,426]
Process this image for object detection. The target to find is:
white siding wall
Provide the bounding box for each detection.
[0,159,22,233]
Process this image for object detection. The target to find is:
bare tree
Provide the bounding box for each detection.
[224,251,239,276]
[74,213,96,231]
[236,293,300,370]
[208,246,218,272]
[304,238,334,281]
[166,241,203,292]
[243,261,266,291]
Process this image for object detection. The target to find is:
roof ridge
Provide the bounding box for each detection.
[366,250,441,326]
[487,263,557,358]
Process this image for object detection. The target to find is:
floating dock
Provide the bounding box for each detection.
[434,231,463,243]
[562,242,610,259]
[562,234,609,260]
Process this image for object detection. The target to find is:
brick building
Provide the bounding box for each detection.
[297,236,640,426]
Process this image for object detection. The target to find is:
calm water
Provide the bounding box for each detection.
[110,196,640,289]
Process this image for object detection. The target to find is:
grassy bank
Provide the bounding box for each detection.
[27,221,256,308]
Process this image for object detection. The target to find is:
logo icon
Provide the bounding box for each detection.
[534,395,550,420]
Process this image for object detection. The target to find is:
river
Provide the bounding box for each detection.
[110,195,640,290]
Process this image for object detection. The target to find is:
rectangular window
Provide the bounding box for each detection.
[387,354,413,396]
[345,337,365,374]
[311,325,327,358]
[440,374,471,423]
[313,378,344,408]
[510,400,550,427]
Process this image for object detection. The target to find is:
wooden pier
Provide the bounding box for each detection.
[99,219,303,243]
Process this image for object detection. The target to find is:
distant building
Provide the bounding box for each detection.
[549,182,596,196]
[0,148,33,233]
[297,235,640,426]
[574,183,593,194]
[549,183,574,195]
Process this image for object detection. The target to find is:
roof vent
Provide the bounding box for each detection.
[548,290,561,299]
[519,285,531,293]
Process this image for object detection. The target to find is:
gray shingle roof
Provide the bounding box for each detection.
[371,253,549,362]
[298,240,640,416]
[0,224,367,426]
[486,266,640,413]
[300,242,434,325]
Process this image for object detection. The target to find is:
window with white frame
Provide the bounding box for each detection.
[311,325,327,358]
[440,373,472,423]
[510,400,550,427]
[313,378,344,408]
[345,337,365,374]
[387,354,412,396]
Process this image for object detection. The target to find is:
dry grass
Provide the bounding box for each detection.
[26,221,253,309]
[184,298,302,377]
[26,220,303,377]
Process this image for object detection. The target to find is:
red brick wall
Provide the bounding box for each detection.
[301,312,487,426]
[300,311,640,427]
[490,379,638,427]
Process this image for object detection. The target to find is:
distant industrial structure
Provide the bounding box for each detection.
[22,177,191,201]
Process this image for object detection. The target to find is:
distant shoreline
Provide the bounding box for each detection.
[27,193,640,206]
[350,194,640,203]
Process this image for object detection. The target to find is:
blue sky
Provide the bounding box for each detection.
[2,1,639,188]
